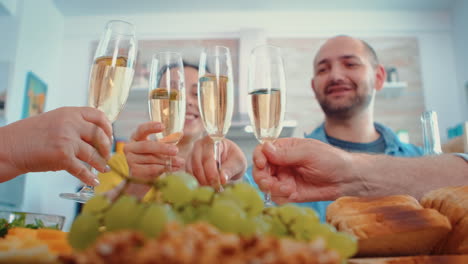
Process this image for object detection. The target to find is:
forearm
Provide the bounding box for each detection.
[0,125,25,182]
[350,153,468,199]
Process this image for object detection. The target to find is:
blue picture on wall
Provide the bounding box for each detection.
[22,71,47,119]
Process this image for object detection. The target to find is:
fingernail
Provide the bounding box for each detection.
[222,171,229,182]
[105,165,111,172]
[260,179,269,188]
[254,157,266,169]
[290,193,298,200]
[92,178,100,186]
[169,146,179,155]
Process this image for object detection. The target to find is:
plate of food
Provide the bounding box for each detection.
[0,211,65,236]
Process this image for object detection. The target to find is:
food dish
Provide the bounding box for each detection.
[0,211,65,232]
[327,195,452,257]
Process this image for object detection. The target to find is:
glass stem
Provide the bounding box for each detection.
[264,164,274,207]
[213,139,224,192]
[165,156,173,173]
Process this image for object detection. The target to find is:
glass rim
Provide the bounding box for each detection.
[105,20,136,36]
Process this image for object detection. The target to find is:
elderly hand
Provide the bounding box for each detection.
[0,107,113,185]
[186,136,247,188]
[252,138,357,204]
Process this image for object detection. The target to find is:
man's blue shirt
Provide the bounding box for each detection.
[244,122,423,222]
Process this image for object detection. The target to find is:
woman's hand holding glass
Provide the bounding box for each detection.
[186,135,247,186]
[123,121,185,198]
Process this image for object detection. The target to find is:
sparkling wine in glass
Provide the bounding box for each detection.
[60,20,137,203]
[148,52,186,171]
[248,45,286,206]
[198,46,234,191]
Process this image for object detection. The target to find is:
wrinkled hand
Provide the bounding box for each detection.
[186,136,247,187]
[252,138,355,204]
[0,107,113,185]
[124,121,183,182]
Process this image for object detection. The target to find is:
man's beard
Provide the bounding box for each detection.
[317,92,372,120]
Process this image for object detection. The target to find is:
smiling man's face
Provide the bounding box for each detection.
[311,36,379,119]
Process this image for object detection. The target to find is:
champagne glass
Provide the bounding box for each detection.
[248,45,286,206]
[421,110,442,155]
[148,52,186,172]
[60,20,137,203]
[198,46,234,191]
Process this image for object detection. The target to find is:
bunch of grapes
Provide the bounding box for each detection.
[68,172,357,260]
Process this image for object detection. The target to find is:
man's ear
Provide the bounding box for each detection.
[311,78,317,95]
[374,64,386,91]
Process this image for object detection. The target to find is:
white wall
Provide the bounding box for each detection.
[452,0,468,122]
[3,0,80,230]
[0,17,17,61]
[62,10,463,141]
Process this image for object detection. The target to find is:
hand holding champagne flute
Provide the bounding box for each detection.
[148,52,186,171]
[248,45,286,206]
[59,20,137,203]
[198,46,234,191]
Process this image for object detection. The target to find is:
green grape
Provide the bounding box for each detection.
[292,222,335,242]
[327,232,358,259]
[158,172,199,207]
[209,199,246,233]
[276,204,308,225]
[238,215,270,236]
[137,203,178,238]
[68,213,100,250]
[229,183,264,217]
[194,204,211,223]
[301,207,320,223]
[82,194,111,215]
[192,186,215,203]
[263,211,288,237]
[103,195,139,231]
[179,205,197,224]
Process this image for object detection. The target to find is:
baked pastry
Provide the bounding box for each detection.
[420,186,468,254]
[327,195,451,257]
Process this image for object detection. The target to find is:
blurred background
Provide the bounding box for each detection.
[0,0,466,230]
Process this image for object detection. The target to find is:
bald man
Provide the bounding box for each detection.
[246,35,423,222]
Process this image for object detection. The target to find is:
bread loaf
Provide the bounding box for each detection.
[421,186,468,254]
[327,195,451,257]
[326,195,422,223]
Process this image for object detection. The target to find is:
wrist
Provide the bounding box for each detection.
[0,125,26,181]
[347,152,375,197]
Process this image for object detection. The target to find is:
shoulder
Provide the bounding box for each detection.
[304,123,327,142]
[375,123,424,157]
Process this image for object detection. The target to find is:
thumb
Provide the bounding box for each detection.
[262,139,309,167]
[220,158,244,184]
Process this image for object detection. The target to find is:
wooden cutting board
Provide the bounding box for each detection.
[349,255,468,264]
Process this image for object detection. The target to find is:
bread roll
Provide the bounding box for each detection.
[326,195,422,223]
[327,195,451,257]
[421,186,468,254]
